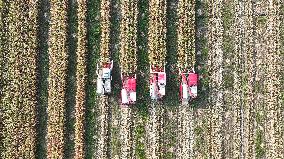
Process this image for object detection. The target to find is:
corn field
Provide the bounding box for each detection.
[0,0,283,159]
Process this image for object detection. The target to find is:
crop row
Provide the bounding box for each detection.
[46,1,68,158]
[119,0,138,75]
[99,0,111,65]
[1,1,38,158]
[177,0,196,71]
[148,0,167,67]
[74,0,87,159]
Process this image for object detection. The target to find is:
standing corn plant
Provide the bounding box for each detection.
[74,0,87,158]
[47,0,68,158]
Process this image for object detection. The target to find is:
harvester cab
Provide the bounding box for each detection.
[150,66,166,101]
[96,60,113,95]
[121,74,137,106]
[179,68,198,105]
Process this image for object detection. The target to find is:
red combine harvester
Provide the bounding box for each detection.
[121,74,137,106]
[150,65,166,100]
[180,69,198,105]
[96,60,113,95]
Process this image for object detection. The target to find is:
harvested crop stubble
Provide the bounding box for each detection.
[145,104,162,159]
[46,1,68,158]
[74,0,87,158]
[119,0,138,75]
[177,0,196,70]
[120,108,133,158]
[96,97,110,158]
[221,0,235,158]
[99,0,111,65]
[207,0,224,158]
[264,1,283,158]
[241,1,256,158]
[231,1,244,158]
[193,109,210,159]
[254,12,268,159]
[1,1,38,158]
[148,0,167,67]
[177,106,194,159]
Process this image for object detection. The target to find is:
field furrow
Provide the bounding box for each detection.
[46,1,68,158]
[222,0,235,158]
[74,0,87,158]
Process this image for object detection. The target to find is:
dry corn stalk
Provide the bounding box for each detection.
[47,1,68,158]
[99,0,111,65]
[177,0,196,71]
[74,0,87,158]
[119,0,138,75]
[148,0,167,67]
[1,0,38,158]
